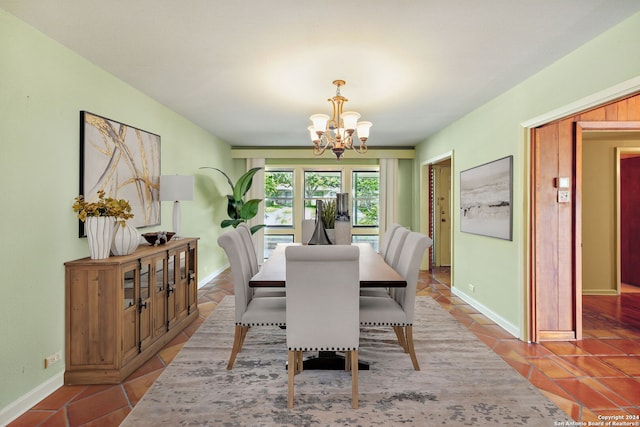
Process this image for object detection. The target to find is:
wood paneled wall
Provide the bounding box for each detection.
[531,93,640,342]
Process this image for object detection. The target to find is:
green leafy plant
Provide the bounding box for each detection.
[321,199,336,229]
[72,190,134,225]
[201,166,265,234]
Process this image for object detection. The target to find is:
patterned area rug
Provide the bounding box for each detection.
[122,296,565,426]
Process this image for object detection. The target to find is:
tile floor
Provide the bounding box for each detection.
[7,268,640,426]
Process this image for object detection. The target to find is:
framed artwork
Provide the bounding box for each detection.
[460,155,512,240]
[79,111,161,237]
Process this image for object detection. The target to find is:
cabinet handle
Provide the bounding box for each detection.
[167,286,175,296]
[137,298,148,313]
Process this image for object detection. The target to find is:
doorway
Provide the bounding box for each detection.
[580,130,640,297]
[432,160,451,267]
[529,93,640,342]
[420,153,453,273]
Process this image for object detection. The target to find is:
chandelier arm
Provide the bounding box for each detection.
[343,135,354,150]
[320,134,331,149]
[356,142,368,154]
[313,142,327,156]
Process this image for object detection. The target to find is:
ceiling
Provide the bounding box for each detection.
[2,1,640,149]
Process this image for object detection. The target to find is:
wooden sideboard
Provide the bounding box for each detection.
[64,237,199,384]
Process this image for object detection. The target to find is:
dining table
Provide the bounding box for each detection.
[249,242,407,288]
[249,242,406,370]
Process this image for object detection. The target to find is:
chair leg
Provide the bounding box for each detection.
[405,326,420,371]
[227,325,248,370]
[393,326,408,352]
[351,350,359,409]
[238,325,250,349]
[288,350,296,408]
[296,350,303,374]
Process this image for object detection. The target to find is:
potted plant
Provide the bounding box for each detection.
[73,190,134,259]
[200,166,266,234]
[321,199,336,243]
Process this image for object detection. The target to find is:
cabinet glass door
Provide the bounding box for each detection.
[166,252,177,328]
[176,249,188,320]
[122,263,139,363]
[187,245,198,314]
[138,259,152,351]
[153,257,167,337]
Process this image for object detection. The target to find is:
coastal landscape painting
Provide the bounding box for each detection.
[460,156,512,240]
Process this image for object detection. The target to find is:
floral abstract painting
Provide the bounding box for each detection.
[80,111,160,236]
[460,156,512,240]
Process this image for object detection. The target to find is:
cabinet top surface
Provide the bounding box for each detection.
[65,237,198,266]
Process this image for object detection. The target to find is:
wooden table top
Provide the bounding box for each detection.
[249,243,406,288]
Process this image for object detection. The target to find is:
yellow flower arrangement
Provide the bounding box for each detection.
[73,190,134,224]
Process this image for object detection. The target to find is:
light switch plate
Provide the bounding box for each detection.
[557,177,570,189]
[558,190,570,203]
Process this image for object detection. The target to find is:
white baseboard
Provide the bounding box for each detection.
[451,286,521,339]
[0,371,64,426]
[198,263,229,289]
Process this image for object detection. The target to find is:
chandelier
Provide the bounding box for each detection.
[307,80,372,161]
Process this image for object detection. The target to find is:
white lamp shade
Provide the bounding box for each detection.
[356,121,372,139]
[308,125,318,142]
[341,111,360,131]
[309,114,329,132]
[160,175,194,201]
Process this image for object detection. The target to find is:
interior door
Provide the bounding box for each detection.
[434,163,451,266]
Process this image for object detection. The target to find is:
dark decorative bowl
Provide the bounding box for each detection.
[142,231,175,246]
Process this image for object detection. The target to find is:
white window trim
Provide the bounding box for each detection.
[264,164,380,242]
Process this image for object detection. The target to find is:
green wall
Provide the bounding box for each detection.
[414,11,640,339]
[0,8,233,416]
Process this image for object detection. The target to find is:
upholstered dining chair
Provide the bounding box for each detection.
[383,226,410,269]
[360,226,411,299]
[217,229,286,369]
[378,223,402,259]
[285,245,360,409]
[360,231,432,371]
[361,224,406,298]
[237,222,285,298]
[236,222,259,275]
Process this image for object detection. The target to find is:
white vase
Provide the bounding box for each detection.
[85,216,116,260]
[111,221,140,256]
[334,221,352,245]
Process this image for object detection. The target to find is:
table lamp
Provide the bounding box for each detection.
[160,175,194,239]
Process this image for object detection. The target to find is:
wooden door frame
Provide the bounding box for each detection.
[529,118,640,342]
[420,151,453,273]
[524,77,640,343]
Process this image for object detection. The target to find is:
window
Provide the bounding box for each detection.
[263,165,379,259]
[352,171,379,226]
[264,170,294,226]
[303,171,342,219]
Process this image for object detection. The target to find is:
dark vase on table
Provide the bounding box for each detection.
[307,200,332,245]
